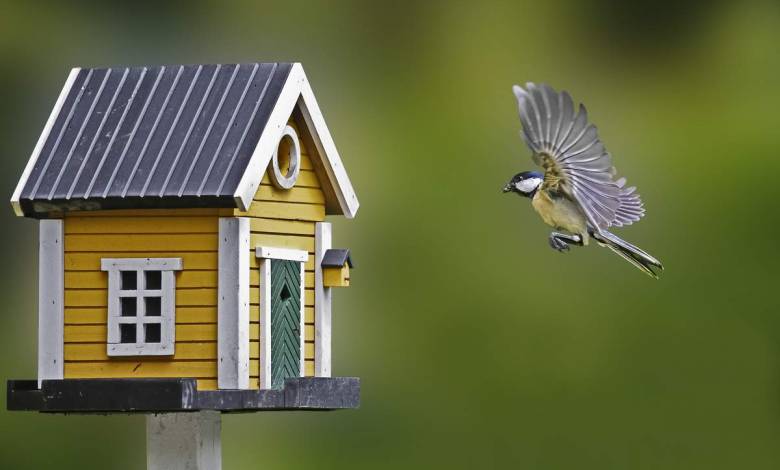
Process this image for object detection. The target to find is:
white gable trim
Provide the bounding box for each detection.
[12,68,81,217]
[297,73,359,219]
[233,63,359,218]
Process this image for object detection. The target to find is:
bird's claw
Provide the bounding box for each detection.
[549,235,570,253]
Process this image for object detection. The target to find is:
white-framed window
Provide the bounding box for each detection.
[101,258,182,356]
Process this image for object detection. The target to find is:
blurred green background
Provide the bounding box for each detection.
[1,0,779,468]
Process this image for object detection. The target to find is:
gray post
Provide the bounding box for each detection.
[146,411,222,470]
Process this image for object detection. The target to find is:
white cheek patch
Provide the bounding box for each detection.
[516,177,541,193]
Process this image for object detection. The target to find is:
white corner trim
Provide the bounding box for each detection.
[147,411,222,470]
[232,63,359,218]
[255,246,308,262]
[38,219,64,388]
[258,257,272,389]
[12,68,81,217]
[218,217,250,390]
[314,222,332,377]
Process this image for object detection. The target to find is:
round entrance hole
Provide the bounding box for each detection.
[269,125,301,189]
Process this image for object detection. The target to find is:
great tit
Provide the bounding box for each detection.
[503,83,663,278]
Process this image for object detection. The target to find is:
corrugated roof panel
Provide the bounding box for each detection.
[28,68,105,200]
[193,63,262,196]
[176,64,245,197]
[140,64,212,197]
[217,62,291,196]
[21,70,88,202]
[154,64,230,198]
[17,62,292,215]
[121,65,189,197]
[77,67,146,198]
[49,68,117,200]
[92,66,165,199]
[200,62,278,195]
[104,66,174,197]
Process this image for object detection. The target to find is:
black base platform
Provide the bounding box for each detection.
[7,377,359,413]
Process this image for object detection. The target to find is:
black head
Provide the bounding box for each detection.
[503,171,543,198]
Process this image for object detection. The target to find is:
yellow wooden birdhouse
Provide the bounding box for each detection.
[7,63,360,418]
[322,249,353,287]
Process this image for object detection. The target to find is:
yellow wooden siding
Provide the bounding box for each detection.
[65,342,260,361]
[71,208,223,218]
[66,234,218,252]
[244,120,324,388]
[232,201,325,221]
[63,214,221,390]
[65,306,216,324]
[61,118,326,391]
[64,216,219,234]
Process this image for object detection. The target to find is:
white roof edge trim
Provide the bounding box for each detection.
[297,70,359,219]
[11,67,82,217]
[233,63,359,218]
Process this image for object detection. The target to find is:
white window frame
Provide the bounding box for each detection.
[101,258,182,356]
[255,246,307,389]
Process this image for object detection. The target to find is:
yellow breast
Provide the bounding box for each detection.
[531,191,588,236]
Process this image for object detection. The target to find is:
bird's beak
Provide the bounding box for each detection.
[502,184,512,193]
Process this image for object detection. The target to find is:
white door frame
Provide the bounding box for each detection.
[255,246,307,390]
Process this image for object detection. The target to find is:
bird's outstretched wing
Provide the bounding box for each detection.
[512,83,644,231]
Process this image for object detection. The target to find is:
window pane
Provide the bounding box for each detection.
[145,271,162,290]
[145,297,161,316]
[145,323,161,343]
[120,297,137,317]
[120,271,137,290]
[120,324,136,343]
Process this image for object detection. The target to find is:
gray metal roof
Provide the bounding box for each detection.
[321,249,353,268]
[16,63,292,216]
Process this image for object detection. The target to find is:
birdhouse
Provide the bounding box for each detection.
[6,62,361,425]
[322,249,353,287]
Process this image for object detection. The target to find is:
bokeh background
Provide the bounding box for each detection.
[1,0,779,468]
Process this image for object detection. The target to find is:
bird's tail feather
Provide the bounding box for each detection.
[592,230,663,279]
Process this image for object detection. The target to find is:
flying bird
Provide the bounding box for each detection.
[503,83,663,278]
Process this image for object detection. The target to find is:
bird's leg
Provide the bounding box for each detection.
[548,232,583,252]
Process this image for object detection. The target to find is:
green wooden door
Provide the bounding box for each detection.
[270,259,302,389]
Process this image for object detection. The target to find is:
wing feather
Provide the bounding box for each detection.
[524,85,546,150]
[527,84,550,148]
[512,83,645,230]
[551,87,564,147]
[555,92,577,150]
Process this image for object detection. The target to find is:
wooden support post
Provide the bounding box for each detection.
[147,411,222,470]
